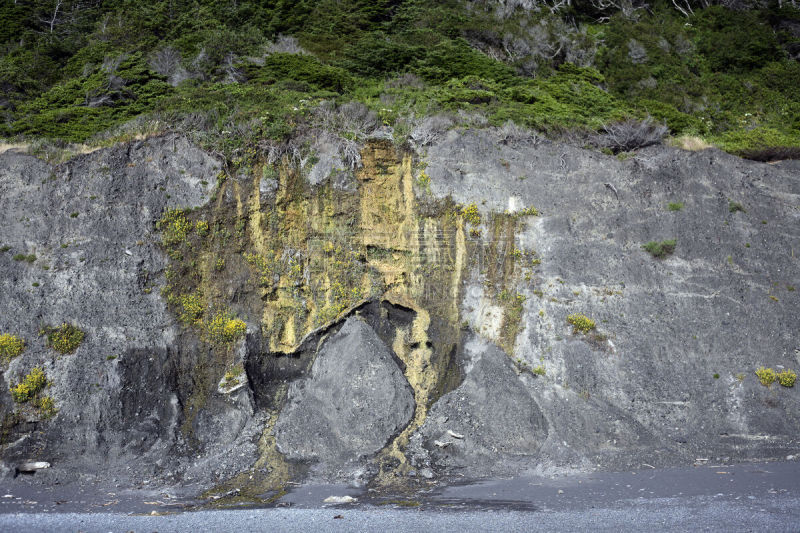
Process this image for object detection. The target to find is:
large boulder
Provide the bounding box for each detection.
[275,317,415,477]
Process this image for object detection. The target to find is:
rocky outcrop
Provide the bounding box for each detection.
[1,129,798,497]
[426,129,800,470]
[410,334,547,477]
[0,136,265,487]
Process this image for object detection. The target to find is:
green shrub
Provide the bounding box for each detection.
[728,201,745,213]
[642,239,676,258]
[0,333,25,363]
[635,99,704,135]
[714,127,800,156]
[755,366,777,386]
[1,0,798,159]
[567,313,596,334]
[12,253,36,263]
[11,53,172,143]
[43,323,85,354]
[778,369,797,388]
[244,53,354,93]
[340,32,424,78]
[667,202,684,211]
[413,39,515,84]
[694,7,782,73]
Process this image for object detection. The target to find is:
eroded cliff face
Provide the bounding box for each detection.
[1,131,798,502]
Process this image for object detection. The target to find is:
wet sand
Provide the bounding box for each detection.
[1,460,799,531]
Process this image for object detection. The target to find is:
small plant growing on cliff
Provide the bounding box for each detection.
[206,311,247,343]
[516,205,540,217]
[196,220,210,236]
[461,203,481,226]
[0,333,25,364]
[755,366,777,386]
[567,313,596,334]
[221,365,245,390]
[43,323,85,354]
[10,367,48,403]
[179,292,206,325]
[416,171,430,193]
[778,369,797,388]
[667,202,684,211]
[532,365,546,376]
[34,396,57,418]
[642,239,676,258]
[244,252,277,287]
[728,201,746,214]
[157,208,192,246]
[13,253,37,263]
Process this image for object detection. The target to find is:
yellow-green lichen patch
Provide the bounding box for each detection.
[203,389,291,507]
[358,149,467,486]
[498,289,526,354]
[157,141,471,489]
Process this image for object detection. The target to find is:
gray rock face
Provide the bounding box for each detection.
[275,317,414,475]
[413,335,547,477]
[2,126,799,490]
[0,136,264,486]
[425,129,800,472]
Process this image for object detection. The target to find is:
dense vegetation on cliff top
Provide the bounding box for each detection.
[2,0,799,158]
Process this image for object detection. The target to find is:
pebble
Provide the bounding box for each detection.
[323,495,357,504]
